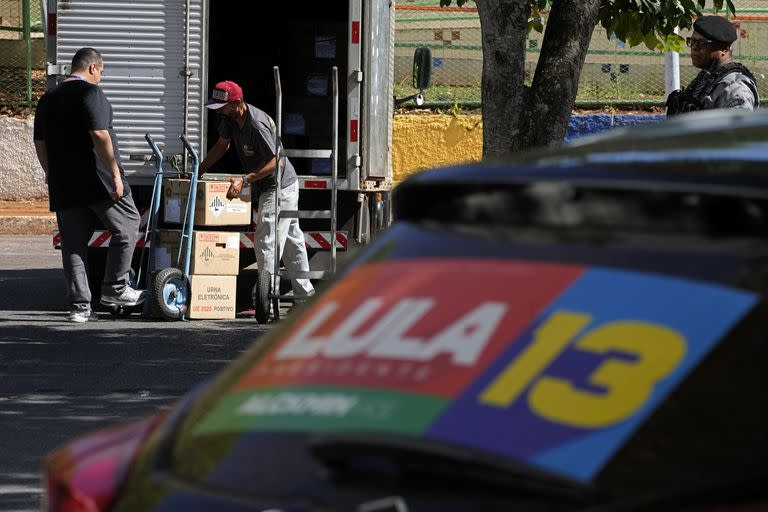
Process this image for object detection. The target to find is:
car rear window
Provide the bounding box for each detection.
[394,182,768,239]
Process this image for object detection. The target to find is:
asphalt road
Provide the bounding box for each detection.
[0,236,272,512]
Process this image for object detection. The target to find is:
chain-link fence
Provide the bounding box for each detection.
[395,0,768,108]
[395,1,483,106]
[724,2,768,101]
[0,0,45,106]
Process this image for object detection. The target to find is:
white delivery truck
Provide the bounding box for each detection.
[41,0,430,310]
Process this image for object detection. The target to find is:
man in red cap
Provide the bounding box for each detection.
[667,15,759,116]
[200,81,315,301]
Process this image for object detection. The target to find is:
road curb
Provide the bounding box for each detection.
[0,215,58,235]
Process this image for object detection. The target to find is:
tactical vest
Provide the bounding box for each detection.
[666,62,757,117]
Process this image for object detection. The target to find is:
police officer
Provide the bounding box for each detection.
[667,16,759,116]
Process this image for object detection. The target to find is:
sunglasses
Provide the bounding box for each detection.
[686,37,716,49]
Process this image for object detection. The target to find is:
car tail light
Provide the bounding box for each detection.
[42,413,164,512]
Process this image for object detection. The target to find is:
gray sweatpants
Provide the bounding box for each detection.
[55,194,141,311]
[255,181,314,296]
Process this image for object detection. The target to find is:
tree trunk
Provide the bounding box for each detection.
[476,0,530,159]
[515,0,601,150]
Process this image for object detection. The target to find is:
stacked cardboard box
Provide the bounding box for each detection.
[163,179,252,227]
[159,178,250,320]
[154,231,240,320]
[154,231,240,276]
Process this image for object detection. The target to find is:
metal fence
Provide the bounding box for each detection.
[0,0,45,106]
[394,0,768,108]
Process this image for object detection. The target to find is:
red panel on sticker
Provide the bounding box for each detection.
[350,119,359,142]
[236,259,585,398]
[304,180,328,189]
[47,13,56,36]
[352,21,360,44]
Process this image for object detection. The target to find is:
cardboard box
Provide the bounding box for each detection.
[154,231,240,276]
[164,179,252,226]
[188,275,237,319]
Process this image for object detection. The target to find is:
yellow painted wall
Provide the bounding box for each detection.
[392,114,482,184]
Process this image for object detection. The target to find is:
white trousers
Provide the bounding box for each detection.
[255,181,314,296]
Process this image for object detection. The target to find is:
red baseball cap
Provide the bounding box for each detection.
[205,81,243,109]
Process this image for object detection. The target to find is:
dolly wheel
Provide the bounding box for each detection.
[253,269,272,324]
[153,267,188,321]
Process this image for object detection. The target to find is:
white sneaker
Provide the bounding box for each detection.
[69,310,99,323]
[100,286,147,307]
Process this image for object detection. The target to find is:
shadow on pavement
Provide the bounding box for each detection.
[0,320,267,512]
[0,269,66,312]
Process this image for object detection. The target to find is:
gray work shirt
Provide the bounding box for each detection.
[218,103,297,193]
[702,72,760,110]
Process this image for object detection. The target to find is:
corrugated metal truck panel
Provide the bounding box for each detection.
[56,0,204,180]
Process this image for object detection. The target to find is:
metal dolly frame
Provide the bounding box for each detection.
[253,65,339,323]
[142,133,202,321]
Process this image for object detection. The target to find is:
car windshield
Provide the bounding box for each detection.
[395,181,768,239]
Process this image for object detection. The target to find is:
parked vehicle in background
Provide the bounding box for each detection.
[42,109,768,511]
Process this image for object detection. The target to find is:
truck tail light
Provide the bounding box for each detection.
[43,414,163,512]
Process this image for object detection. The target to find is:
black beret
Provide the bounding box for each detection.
[694,15,738,44]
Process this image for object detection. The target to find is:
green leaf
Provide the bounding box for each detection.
[643,30,661,51]
[726,0,737,16]
[641,13,654,35]
[680,0,696,12]
[661,32,686,53]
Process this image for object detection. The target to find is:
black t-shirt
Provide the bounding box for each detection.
[34,80,128,211]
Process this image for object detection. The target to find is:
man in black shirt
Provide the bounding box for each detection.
[34,47,145,323]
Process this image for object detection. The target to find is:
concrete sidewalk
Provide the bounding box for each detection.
[0,200,57,235]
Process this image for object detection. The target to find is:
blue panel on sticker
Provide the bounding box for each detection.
[427,268,757,482]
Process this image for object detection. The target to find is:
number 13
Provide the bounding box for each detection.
[479,311,687,428]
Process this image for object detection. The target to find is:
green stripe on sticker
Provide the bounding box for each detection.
[193,386,450,436]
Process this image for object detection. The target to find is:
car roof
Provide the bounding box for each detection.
[400,109,768,194]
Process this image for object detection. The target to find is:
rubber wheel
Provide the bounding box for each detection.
[253,269,272,324]
[153,267,188,321]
